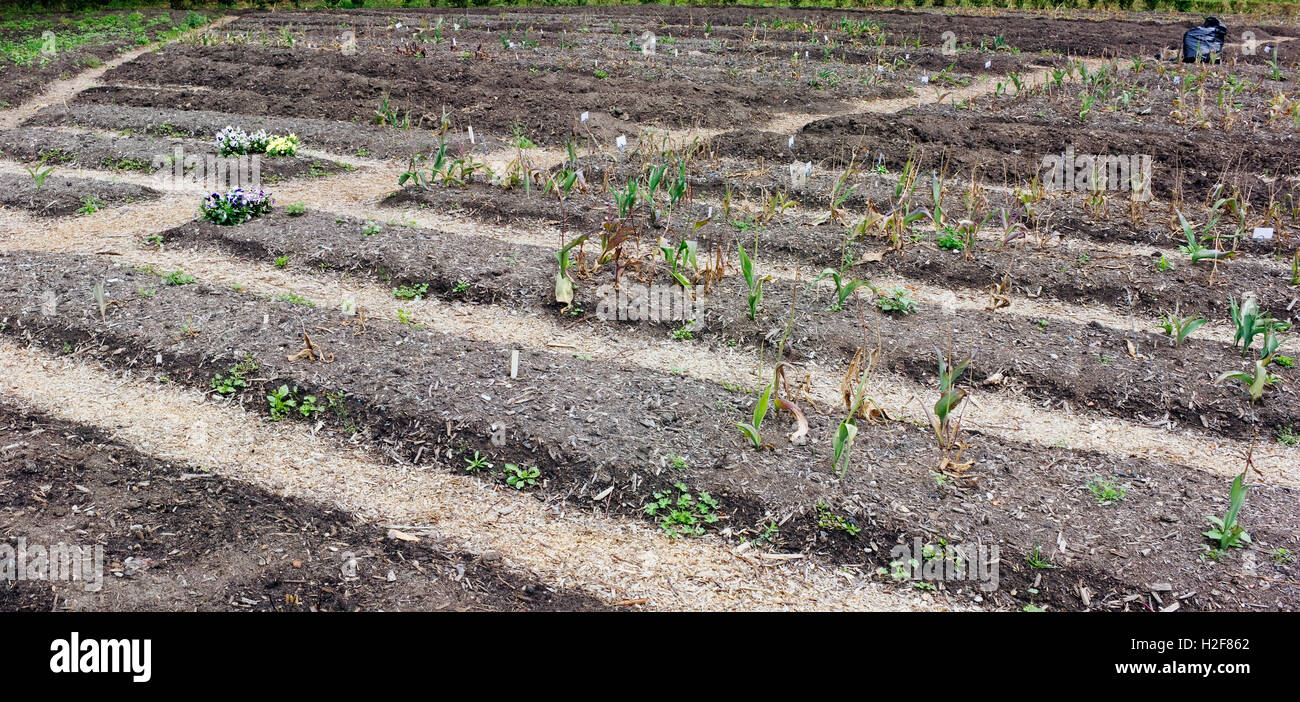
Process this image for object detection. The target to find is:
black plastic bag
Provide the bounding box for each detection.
[1182,18,1227,63]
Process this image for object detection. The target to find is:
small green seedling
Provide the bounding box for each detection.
[504,463,540,490]
[1204,472,1251,549]
[1157,311,1206,347]
[267,384,297,421]
[812,266,875,311]
[738,242,764,320]
[1026,545,1056,569]
[465,451,492,473]
[736,382,773,450]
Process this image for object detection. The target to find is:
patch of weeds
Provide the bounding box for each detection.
[666,454,689,471]
[1279,425,1298,447]
[362,221,382,236]
[266,384,321,421]
[392,283,429,301]
[274,256,289,268]
[754,521,779,544]
[875,288,916,315]
[1086,476,1128,505]
[211,356,257,395]
[163,270,195,286]
[816,502,861,536]
[645,482,719,538]
[936,231,964,251]
[284,201,306,216]
[452,280,470,295]
[274,293,314,307]
[77,196,104,215]
[671,324,693,341]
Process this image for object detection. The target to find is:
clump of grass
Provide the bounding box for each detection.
[163,270,195,286]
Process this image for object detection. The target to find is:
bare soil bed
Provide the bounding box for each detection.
[0,172,158,216]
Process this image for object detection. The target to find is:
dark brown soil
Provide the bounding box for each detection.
[0,399,605,613]
[2,249,1297,611]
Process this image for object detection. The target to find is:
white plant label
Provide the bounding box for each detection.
[468,126,475,144]
[580,111,589,123]
[616,135,627,150]
[921,75,929,84]
[1252,227,1275,241]
[639,30,656,55]
[985,60,992,69]
[788,136,795,149]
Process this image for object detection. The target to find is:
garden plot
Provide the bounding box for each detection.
[1,5,1299,612]
[0,127,351,184]
[0,8,212,110]
[0,400,601,613]
[2,250,1298,611]
[152,209,1298,441]
[0,171,158,216]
